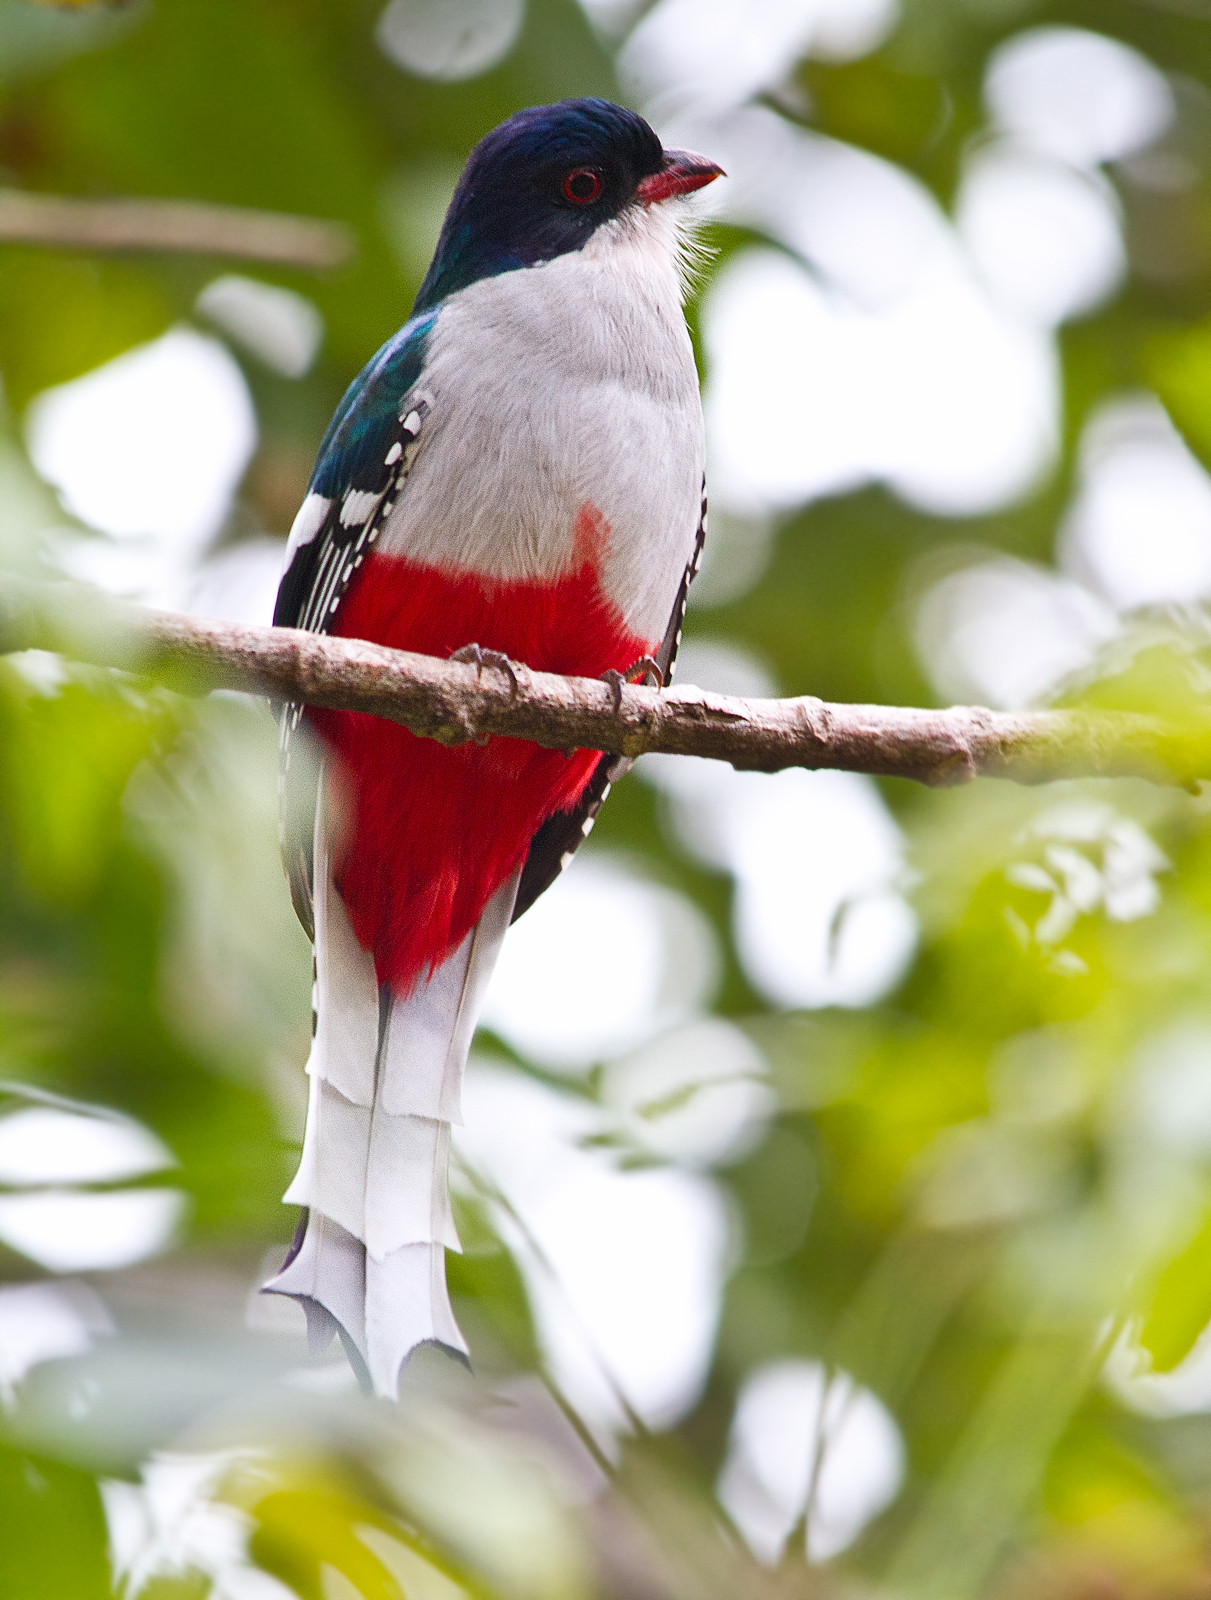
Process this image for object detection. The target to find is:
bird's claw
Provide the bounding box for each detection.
[601,668,626,714]
[600,656,663,713]
[628,656,663,690]
[449,642,521,700]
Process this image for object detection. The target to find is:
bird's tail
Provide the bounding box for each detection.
[262,777,518,1397]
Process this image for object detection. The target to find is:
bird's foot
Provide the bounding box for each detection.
[600,655,663,713]
[449,643,521,700]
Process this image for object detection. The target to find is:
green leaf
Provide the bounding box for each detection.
[1146,319,1211,474]
[0,1447,112,1599]
[1139,1204,1211,1373]
[249,1489,407,1600]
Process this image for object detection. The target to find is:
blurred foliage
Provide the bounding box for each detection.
[8,2,1211,1599]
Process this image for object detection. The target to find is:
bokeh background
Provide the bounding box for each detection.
[7,1,1211,1596]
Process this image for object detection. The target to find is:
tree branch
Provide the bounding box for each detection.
[0,189,354,269]
[1,576,1207,788]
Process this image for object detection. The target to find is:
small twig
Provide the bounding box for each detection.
[0,189,354,269]
[2,575,1210,789]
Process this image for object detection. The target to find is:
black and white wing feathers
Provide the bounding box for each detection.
[275,310,438,937]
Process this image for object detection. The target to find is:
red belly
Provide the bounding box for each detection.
[310,522,653,993]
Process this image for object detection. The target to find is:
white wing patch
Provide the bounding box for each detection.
[286,491,332,560]
[340,488,384,528]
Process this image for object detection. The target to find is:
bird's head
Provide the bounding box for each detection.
[413,98,723,312]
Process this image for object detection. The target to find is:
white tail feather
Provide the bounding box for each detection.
[264,770,519,1396]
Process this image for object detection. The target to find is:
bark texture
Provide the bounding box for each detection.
[1,577,1207,789]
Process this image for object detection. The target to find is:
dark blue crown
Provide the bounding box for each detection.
[413,99,665,313]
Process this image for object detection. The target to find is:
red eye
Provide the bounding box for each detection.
[563,168,602,204]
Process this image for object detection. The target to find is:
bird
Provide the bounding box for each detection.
[262,97,722,1397]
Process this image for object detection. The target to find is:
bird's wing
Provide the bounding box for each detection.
[275,310,439,938]
[511,478,708,921]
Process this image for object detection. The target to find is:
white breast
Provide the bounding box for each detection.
[376,205,705,645]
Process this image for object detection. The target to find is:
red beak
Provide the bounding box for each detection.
[636,149,725,205]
